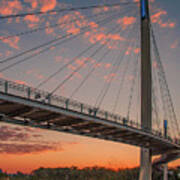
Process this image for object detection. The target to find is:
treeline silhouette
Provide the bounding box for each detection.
[0,166,179,180]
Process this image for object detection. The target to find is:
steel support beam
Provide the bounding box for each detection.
[163,164,168,180]
[139,0,152,179]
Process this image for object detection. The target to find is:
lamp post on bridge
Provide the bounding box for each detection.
[139,0,152,180]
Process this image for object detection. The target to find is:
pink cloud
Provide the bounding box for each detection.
[0,125,78,155]
[170,40,179,49]
[84,32,125,47]
[93,6,109,14]
[75,59,87,67]
[152,61,158,69]
[151,10,176,28]
[5,50,13,57]
[26,69,44,80]
[117,16,136,29]
[0,36,20,49]
[15,80,28,85]
[58,11,88,36]
[104,63,112,69]
[67,26,80,35]
[128,75,135,81]
[133,0,155,2]
[151,10,167,23]
[104,73,116,83]
[45,21,56,36]
[134,48,140,54]
[0,73,4,78]
[0,143,63,154]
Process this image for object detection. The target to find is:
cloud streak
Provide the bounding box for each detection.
[0,125,78,155]
[0,35,20,49]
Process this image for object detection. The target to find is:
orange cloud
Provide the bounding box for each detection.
[40,0,57,12]
[104,73,116,83]
[67,26,80,35]
[0,0,22,16]
[66,65,82,80]
[134,48,140,54]
[5,50,13,57]
[170,40,179,49]
[24,0,38,9]
[15,80,28,85]
[57,11,124,49]
[117,16,136,29]
[105,63,112,69]
[151,10,167,22]
[84,32,125,48]
[75,59,87,67]
[151,10,176,28]
[0,125,65,155]
[89,22,99,29]
[58,11,125,49]
[0,36,20,49]
[133,0,155,2]
[93,6,109,14]
[152,61,158,69]
[45,21,55,35]
[0,73,4,78]
[58,11,88,36]
[125,47,133,55]
[24,15,40,23]
[24,14,40,28]
[26,69,44,80]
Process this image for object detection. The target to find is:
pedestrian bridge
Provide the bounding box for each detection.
[0,78,179,157]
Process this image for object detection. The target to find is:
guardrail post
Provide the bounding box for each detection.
[94,108,98,117]
[27,87,31,99]
[4,81,8,93]
[123,118,127,125]
[65,99,69,109]
[46,94,51,104]
[89,108,92,115]
[80,104,83,113]
[105,112,108,119]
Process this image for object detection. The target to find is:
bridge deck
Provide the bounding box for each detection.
[0,78,180,156]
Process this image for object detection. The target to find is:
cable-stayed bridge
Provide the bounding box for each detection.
[0,0,179,179]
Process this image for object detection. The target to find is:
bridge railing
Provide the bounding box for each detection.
[0,78,179,145]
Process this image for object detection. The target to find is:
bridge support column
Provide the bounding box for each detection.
[163,164,168,180]
[139,0,152,179]
[139,148,152,180]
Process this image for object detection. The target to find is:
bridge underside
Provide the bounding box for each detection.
[0,92,179,156]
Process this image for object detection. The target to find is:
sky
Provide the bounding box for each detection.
[0,0,180,174]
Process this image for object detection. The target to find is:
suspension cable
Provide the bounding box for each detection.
[69,22,126,99]
[49,17,123,95]
[150,24,179,138]
[152,57,161,130]
[127,53,139,120]
[94,20,139,109]
[0,2,135,19]
[0,5,131,41]
[0,11,122,73]
[0,8,127,64]
[35,10,130,88]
